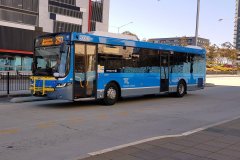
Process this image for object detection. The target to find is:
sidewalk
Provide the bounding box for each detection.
[0,90,31,98]
[81,118,240,160]
[206,74,240,78]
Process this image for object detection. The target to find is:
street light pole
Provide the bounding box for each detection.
[117,22,133,34]
[195,0,200,46]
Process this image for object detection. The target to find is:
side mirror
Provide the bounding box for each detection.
[60,43,66,53]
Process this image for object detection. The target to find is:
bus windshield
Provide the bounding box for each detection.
[33,45,69,77]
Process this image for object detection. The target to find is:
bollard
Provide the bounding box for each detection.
[7,72,10,96]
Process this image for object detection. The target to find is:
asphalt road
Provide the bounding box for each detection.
[0,76,240,160]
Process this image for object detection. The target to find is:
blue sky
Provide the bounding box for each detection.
[108,0,235,45]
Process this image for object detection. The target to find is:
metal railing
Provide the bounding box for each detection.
[0,71,32,96]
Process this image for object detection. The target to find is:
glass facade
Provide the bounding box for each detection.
[49,4,83,19]
[90,0,103,31]
[0,0,38,12]
[91,0,103,22]
[0,0,38,25]
[0,9,38,25]
[48,0,83,32]
[0,54,32,71]
[51,0,76,6]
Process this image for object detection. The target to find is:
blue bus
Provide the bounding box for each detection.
[31,32,206,105]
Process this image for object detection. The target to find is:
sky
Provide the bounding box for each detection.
[108,0,235,46]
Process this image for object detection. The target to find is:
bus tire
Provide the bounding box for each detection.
[175,80,186,97]
[103,83,119,105]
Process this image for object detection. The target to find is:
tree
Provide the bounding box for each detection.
[179,36,188,46]
[122,31,140,41]
[219,42,238,65]
[204,43,218,65]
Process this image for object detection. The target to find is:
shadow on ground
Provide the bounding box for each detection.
[33,93,192,109]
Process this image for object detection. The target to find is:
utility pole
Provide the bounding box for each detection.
[195,0,200,46]
[117,22,133,34]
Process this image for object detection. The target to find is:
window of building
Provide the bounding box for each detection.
[91,0,103,23]
[12,0,23,9]
[0,0,13,7]
[0,54,32,71]
[23,0,33,11]
[51,0,76,6]
[49,5,83,19]
[0,0,38,12]
[0,9,37,25]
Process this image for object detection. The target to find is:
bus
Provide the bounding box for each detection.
[30,32,206,105]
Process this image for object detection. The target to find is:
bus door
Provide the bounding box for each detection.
[74,43,97,99]
[160,52,170,92]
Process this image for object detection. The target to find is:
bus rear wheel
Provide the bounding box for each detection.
[175,81,186,97]
[103,83,119,105]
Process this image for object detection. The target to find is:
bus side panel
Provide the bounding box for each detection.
[169,57,206,92]
[97,73,160,98]
[169,73,205,92]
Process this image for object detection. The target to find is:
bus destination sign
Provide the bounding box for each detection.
[37,36,64,47]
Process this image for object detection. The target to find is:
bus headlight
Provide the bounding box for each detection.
[56,83,67,88]
[56,83,72,88]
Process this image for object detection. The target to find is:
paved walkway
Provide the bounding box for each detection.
[206,74,240,78]
[0,90,31,97]
[0,91,31,104]
[81,118,240,160]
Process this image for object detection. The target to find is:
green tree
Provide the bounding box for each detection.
[204,43,218,66]
[219,42,238,65]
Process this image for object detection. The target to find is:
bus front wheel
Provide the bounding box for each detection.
[175,80,186,97]
[103,83,119,105]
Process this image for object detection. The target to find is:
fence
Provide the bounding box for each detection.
[0,71,32,96]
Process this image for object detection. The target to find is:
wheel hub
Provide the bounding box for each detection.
[179,83,185,95]
[107,88,117,100]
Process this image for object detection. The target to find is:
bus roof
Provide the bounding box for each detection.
[72,32,206,55]
[36,32,205,55]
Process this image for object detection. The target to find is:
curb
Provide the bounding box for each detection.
[0,94,31,98]
[10,96,51,103]
[205,83,215,87]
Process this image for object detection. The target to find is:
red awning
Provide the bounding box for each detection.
[0,49,33,55]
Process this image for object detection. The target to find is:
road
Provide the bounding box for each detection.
[0,76,240,160]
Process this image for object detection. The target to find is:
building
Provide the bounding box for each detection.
[234,0,240,63]
[148,37,209,48]
[0,0,110,71]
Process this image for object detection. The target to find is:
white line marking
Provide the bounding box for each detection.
[88,115,240,156]
[89,135,181,156]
